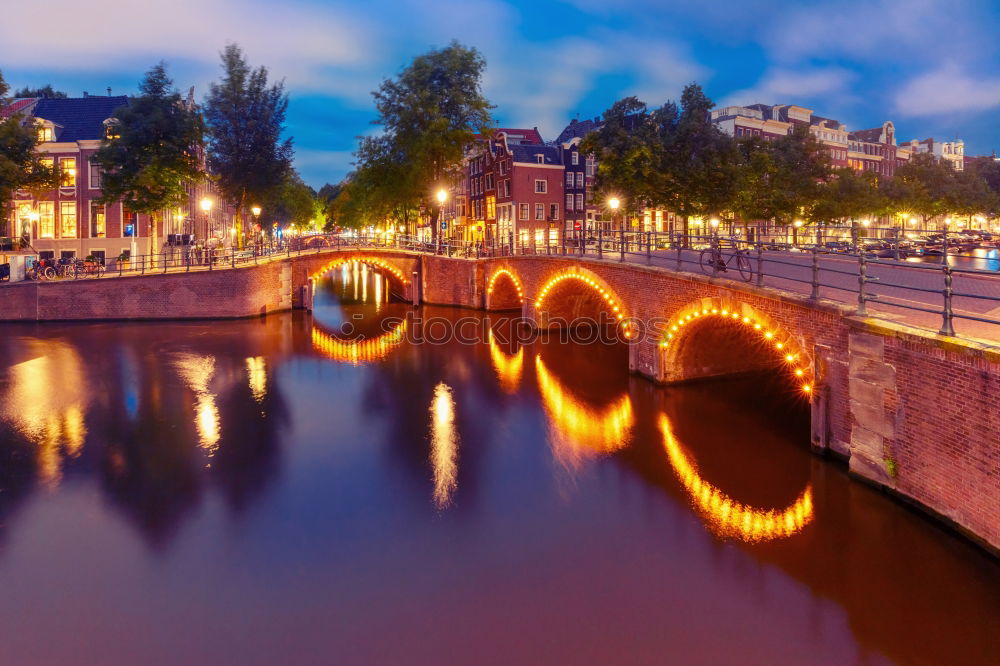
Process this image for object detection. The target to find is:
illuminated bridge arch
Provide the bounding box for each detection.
[659,298,814,395]
[659,414,813,543]
[533,268,633,337]
[486,268,524,311]
[308,256,409,287]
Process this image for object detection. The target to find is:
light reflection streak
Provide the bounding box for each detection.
[535,355,633,464]
[311,320,408,365]
[172,353,220,455]
[430,382,458,508]
[488,329,523,393]
[3,343,89,489]
[245,356,267,403]
[658,414,813,543]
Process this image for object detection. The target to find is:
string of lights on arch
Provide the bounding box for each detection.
[311,257,409,286]
[311,320,408,365]
[486,268,524,303]
[659,415,814,543]
[660,303,814,395]
[535,271,635,338]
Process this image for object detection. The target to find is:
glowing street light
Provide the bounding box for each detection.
[793,219,804,228]
[709,218,720,229]
[251,205,261,217]
[608,197,620,211]
[200,197,213,213]
[436,189,448,204]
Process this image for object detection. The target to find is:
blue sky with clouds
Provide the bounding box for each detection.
[3,0,1000,188]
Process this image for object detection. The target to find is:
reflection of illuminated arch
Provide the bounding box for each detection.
[659,300,814,396]
[488,329,523,393]
[659,414,813,543]
[309,256,409,288]
[535,354,633,458]
[486,268,524,309]
[311,319,408,365]
[534,269,634,337]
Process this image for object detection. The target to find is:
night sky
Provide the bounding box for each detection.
[3,0,999,188]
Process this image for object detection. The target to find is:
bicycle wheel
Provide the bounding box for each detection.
[699,249,716,275]
[736,251,753,282]
[43,266,56,280]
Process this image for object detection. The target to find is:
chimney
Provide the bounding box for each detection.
[83,91,88,97]
[107,87,112,96]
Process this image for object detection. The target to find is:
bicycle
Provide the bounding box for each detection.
[699,241,753,282]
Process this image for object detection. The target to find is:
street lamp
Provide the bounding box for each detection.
[793,219,803,246]
[251,205,262,249]
[436,189,448,248]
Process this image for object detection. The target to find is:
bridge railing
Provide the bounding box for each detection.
[329,229,1000,342]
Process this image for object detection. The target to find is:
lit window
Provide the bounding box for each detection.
[535,203,544,220]
[37,126,53,142]
[60,202,77,237]
[60,158,76,187]
[91,204,106,237]
[486,196,496,220]
[38,202,54,238]
[535,180,546,194]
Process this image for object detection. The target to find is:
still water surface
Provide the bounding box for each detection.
[0,264,998,665]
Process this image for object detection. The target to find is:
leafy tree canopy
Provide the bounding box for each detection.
[91,63,204,253]
[12,84,67,99]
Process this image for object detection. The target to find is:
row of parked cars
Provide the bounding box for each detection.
[813,231,995,258]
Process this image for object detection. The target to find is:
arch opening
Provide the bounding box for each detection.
[660,302,813,396]
[486,269,524,311]
[534,270,634,339]
[312,258,409,303]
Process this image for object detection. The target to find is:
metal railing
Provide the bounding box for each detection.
[13,228,1000,342]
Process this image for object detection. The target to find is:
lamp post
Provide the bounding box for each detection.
[436,188,447,252]
[251,205,262,251]
[793,219,803,246]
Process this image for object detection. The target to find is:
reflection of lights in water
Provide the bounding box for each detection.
[430,382,458,508]
[311,320,407,365]
[658,414,813,543]
[488,329,523,393]
[362,263,368,302]
[535,355,632,463]
[172,353,221,456]
[3,343,89,489]
[245,356,267,403]
[374,271,382,309]
[353,263,359,300]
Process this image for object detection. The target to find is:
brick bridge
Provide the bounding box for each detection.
[1,247,997,551]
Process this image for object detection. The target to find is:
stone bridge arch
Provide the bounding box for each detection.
[657,296,814,396]
[485,267,525,311]
[530,266,634,338]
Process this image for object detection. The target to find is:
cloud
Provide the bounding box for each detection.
[765,0,990,64]
[721,67,855,107]
[894,64,1000,116]
[0,0,376,98]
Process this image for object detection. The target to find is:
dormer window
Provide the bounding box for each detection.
[37,126,53,143]
[103,118,121,140]
[536,154,544,164]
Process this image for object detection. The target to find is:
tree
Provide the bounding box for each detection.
[362,41,493,240]
[261,172,322,233]
[0,70,59,236]
[91,63,204,255]
[12,84,67,99]
[891,153,955,224]
[652,83,740,241]
[204,44,293,248]
[579,96,656,219]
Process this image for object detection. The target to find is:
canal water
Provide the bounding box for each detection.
[0,263,997,665]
